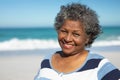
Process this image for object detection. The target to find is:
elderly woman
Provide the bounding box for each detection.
[35,3,120,80]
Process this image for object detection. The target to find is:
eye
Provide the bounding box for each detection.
[60,29,67,33]
[73,33,80,37]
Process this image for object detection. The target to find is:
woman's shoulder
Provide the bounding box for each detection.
[84,52,108,70]
[87,52,120,80]
[40,51,58,69]
[87,52,105,60]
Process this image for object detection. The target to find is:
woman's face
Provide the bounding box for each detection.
[57,19,88,56]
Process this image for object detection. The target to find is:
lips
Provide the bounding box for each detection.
[63,44,74,49]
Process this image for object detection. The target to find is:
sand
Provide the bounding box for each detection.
[0,49,120,80]
[0,55,43,80]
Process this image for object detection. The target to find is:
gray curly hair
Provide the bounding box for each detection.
[54,3,102,47]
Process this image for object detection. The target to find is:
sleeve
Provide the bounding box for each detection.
[101,69,120,80]
[97,59,120,80]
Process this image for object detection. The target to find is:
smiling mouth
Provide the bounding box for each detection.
[61,40,74,49]
[63,44,74,49]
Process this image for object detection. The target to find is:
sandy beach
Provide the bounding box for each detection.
[0,48,120,80]
[0,55,43,80]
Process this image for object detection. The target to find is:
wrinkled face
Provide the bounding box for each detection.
[57,19,88,56]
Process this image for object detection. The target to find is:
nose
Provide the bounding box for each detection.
[65,33,72,42]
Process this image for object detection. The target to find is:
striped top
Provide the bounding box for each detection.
[34,52,120,80]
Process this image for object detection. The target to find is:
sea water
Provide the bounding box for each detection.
[0,26,120,51]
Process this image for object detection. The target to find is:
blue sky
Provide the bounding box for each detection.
[0,0,120,28]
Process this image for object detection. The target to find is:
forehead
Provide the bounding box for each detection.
[62,19,84,31]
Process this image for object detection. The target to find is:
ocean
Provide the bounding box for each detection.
[0,26,120,51]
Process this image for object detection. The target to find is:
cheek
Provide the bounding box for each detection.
[75,37,87,46]
[57,34,62,43]
[57,32,64,40]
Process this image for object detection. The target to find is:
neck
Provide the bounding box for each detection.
[59,50,88,62]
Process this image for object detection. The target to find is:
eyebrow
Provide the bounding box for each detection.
[73,30,82,32]
[60,28,83,32]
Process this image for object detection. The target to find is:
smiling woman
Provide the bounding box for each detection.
[34,3,120,80]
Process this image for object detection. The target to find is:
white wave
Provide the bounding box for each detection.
[92,40,120,47]
[0,38,60,51]
[0,38,120,51]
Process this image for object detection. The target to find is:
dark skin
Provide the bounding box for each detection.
[51,19,89,73]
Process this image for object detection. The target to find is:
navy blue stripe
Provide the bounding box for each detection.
[78,59,102,72]
[41,59,51,69]
[102,69,120,80]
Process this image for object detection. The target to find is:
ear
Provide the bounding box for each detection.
[85,36,90,44]
[85,37,89,45]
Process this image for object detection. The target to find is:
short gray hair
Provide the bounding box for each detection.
[54,3,102,47]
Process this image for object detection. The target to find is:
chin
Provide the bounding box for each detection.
[61,49,75,56]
